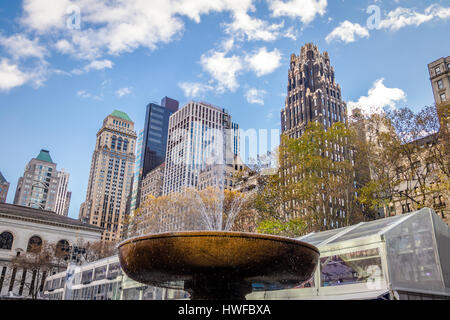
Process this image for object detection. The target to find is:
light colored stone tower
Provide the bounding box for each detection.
[79,110,137,242]
[54,169,71,216]
[162,101,238,196]
[13,150,60,211]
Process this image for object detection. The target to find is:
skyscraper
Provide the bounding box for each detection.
[163,101,239,195]
[0,172,9,203]
[281,43,347,138]
[55,169,71,216]
[280,43,351,229]
[13,150,71,214]
[130,97,179,212]
[79,110,137,242]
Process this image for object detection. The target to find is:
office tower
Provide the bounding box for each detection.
[140,163,165,201]
[0,172,9,203]
[428,56,450,105]
[130,129,144,214]
[14,150,61,211]
[281,43,347,138]
[79,110,137,242]
[163,101,239,195]
[130,97,179,213]
[54,169,71,216]
[198,155,245,191]
[280,43,353,230]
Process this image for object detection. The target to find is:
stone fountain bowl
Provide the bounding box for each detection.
[118,231,320,300]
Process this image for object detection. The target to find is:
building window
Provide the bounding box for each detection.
[0,232,14,250]
[27,236,43,252]
[55,240,70,258]
[435,66,441,75]
[437,80,444,89]
[111,136,117,150]
[440,93,447,102]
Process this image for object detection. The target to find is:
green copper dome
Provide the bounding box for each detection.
[36,149,53,163]
[111,110,132,122]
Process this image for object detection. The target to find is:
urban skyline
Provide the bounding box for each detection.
[1,1,449,219]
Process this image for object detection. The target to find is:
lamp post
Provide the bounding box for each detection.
[61,245,86,300]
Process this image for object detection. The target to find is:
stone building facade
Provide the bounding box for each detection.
[140,162,165,201]
[13,150,71,216]
[79,110,137,242]
[280,43,352,228]
[428,56,450,106]
[0,172,9,204]
[281,43,347,139]
[163,101,239,195]
[0,203,102,298]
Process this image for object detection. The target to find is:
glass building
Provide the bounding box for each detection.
[132,97,179,211]
[248,208,450,300]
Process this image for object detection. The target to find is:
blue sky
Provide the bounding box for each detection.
[0,0,449,219]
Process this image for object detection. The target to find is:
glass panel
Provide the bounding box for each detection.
[320,248,383,287]
[122,288,140,300]
[384,209,444,293]
[94,266,107,281]
[329,214,407,244]
[301,227,349,246]
[107,262,120,279]
[81,270,93,284]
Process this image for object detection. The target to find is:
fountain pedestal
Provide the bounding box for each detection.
[185,276,253,300]
[118,231,319,300]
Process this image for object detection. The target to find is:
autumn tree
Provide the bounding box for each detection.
[81,240,118,263]
[8,242,63,300]
[354,104,449,218]
[253,121,368,236]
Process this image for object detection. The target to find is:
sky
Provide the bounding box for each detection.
[0,0,449,219]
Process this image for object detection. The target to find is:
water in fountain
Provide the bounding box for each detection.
[193,126,244,232]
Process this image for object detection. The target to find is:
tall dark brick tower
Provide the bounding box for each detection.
[281,43,347,138]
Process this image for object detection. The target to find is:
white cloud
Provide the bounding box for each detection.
[245,88,266,105]
[179,82,214,98]
[325,21,369,43]
[348,78,406,117]
[20,0,71,32]
[224,9,284,42]
[77,89,103,100]
[0,34,48,60]
[200,50,244,92]
[245,47,282,77]
[72,59,113,74]
[116,87,132,97]
[268,0,328,24]
[76,90,91,98]
[19,0,298,61]
[379,4,450,31]
[0,59,29,92]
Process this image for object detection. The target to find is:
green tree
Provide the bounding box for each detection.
[253,121,367,236]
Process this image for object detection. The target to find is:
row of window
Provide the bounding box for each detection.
[0,232,69,255]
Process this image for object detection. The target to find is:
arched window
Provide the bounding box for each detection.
[27,236,43,253]
[111,136,117,150]
[55,240,70,258]
[0,232,14,250]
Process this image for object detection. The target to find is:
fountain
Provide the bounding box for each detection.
[118,127,319,300]
[119,231,319,300]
